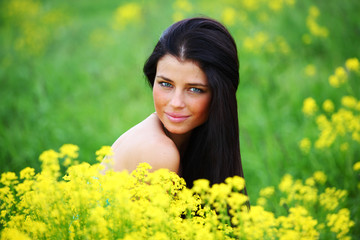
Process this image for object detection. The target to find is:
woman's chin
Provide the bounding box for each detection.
[165,126,191,136]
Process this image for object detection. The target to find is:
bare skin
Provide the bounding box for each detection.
[105,113,180,173]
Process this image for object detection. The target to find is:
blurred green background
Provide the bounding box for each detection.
[1,0,359,236]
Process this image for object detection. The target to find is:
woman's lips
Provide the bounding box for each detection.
[165,113,190,123]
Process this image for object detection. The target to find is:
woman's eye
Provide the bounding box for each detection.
[160,82,172,88]
[189,87,203,93]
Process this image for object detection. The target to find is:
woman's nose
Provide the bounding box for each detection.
[169,90,186,108]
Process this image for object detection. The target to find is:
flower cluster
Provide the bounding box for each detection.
[169,0,294,56]
[329,58,359,88]
[302,97,318,117]
[243,34,290,55]
[3,0,67,56]
[302,5,329,44]
[0,145,355,239]
[300,58,360,151]
[112,2,142,31]
[304,64,317,77]
[259,172,354,239]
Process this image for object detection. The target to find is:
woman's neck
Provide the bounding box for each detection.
[164,128,191,153]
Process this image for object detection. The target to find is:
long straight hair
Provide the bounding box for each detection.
[143,17,245,191]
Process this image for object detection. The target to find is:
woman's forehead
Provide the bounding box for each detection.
[156,55,208,85]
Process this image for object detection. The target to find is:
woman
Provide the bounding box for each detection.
[107,17,245,189]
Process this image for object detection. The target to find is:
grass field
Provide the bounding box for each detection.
[1,0,359,238]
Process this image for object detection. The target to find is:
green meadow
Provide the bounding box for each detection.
[1,0,359,238]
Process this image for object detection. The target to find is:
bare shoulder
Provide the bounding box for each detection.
[144,134,180,173]
[108,113,180,173]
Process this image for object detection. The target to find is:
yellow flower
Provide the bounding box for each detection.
[225,175,245,191]
[309,6,320,17]
[341,96,357,109]
[3,144,358,239]
[304,64,316,77]
[96,146,113,162]
[259,186,275,198]
[313,171,327,184]
[209,183,231,202]
[1,172,18,186]
[172,12,184,22]
[345,57,359,72]
[20,167,35,180]
[268,0,283,12]
[277,206,319,239]
[326,208,355,239]
[256,197,267,206]
[222,7,236,26]
[255,32,269,46]
[0,228,31,240]
[60,144,79,159]
[302,97,318,116]
[173,0,192,12]
[243,37,255,52]
[306,6,329,38]
[63,157,72,167]
[353,132,360,142]
[39,149,59,163]
[353,161,360,171]
[38,149,60,178]
[319,187,347,211]
[315,128,335,149]
[356,102,360,111]
[315,114,328,129]
[5,0,67,57]
[112,3,141,30]
[279,174,293,193]
[227,192,249,209]
[5,0,40,18]
[299,138,311,154]
[335,67,348,84]
[192,179,210,193]
[328,75,340,88]
[305,177,315,186]
[285,0,295,6]
[241,0,259,11]
[322,99,334,113]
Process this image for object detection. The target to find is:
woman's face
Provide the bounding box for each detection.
[153,54,212,136]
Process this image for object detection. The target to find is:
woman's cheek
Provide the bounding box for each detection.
[153,86,167,110]
[198,97,211,120]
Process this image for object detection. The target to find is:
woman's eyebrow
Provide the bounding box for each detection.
[156,75,173,82]
[187,83,209,87]
[157,75,208,87]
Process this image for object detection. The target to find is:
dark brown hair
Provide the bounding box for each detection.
[143,17,245,192]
